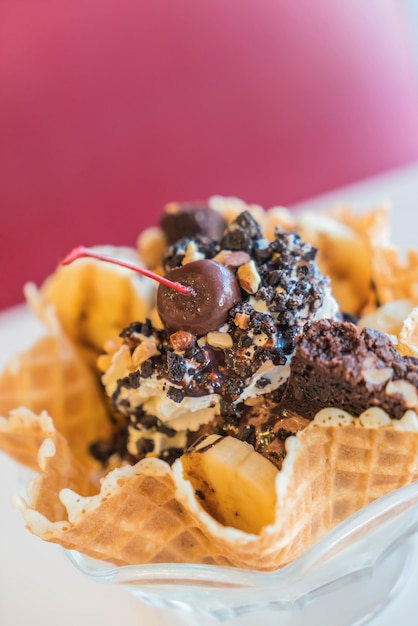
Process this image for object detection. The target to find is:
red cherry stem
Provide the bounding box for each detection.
[61,246,193,295]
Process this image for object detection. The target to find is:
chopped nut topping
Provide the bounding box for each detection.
[181,241,205,265]
[213,249,251,268]
[132,340,160,367]
[206,331,233,349]
[212,249,251,267]
[223,251,251,268]
[237,260,261,294]
[170,331,196,351]
[212,249,229,264]
[234,312,250,330]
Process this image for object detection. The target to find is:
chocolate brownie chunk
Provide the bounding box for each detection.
[161,202,227,244]
[279,318,418,420]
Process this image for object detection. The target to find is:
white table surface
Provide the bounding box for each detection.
[1,162,418,625]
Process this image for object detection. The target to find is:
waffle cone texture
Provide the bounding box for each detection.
[0,287,113,479]
[6,407,418,571]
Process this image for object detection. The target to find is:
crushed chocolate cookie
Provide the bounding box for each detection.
[120,319,153,341]
[140,359,154,378]
[165,351,187,383]
[220,211,262,254]
[167,386,185,403]
[162,234,220,272]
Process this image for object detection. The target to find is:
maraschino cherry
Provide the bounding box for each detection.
[61,246,241,336]
[157,259,241,335]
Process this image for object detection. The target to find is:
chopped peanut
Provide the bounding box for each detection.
[237,260,261,294]
[170,331,196,351]
[207,331,233,349]
[234,312,250,330]
[131,341,160,367]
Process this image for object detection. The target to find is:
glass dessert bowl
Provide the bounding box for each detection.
[3,201,418,626]
[66,480,418,626]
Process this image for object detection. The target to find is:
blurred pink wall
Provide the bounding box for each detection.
[1,1,418,310]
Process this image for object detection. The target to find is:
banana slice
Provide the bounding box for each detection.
[180,435,278,534]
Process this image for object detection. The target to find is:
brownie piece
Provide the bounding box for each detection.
[161,201,227,244]
[278,318,418,420]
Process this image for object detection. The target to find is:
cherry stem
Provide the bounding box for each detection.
[61,246,193,295]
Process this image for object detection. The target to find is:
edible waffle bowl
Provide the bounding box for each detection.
[3,200,418,625]
[66,480,418,626]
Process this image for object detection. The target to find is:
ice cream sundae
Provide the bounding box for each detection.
[1,198,418,570]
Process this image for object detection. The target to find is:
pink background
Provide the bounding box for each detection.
[1,1,418,310]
